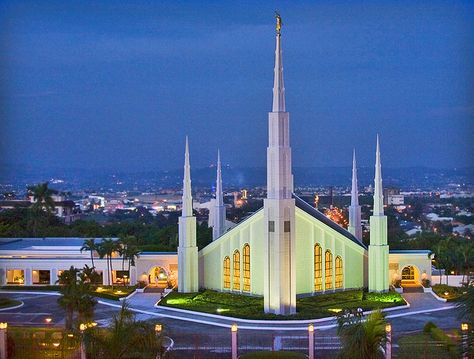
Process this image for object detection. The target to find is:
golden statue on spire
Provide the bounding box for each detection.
[275,11,282,34]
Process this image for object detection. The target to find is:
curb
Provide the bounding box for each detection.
[153,300,410,325]
[428,290,448,302]
[0,301,24,311]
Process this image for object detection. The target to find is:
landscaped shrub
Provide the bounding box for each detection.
[363,291,404,304]
[423,321,437,333]
[392,279,402,288]
[137,280,147,289]
[422,279,430,288]
[432,284,463,301]
[0,285,60,291]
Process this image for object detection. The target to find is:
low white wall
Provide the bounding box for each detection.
[431,275,465,287]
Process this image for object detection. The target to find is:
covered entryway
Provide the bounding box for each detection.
[401,265,422,292]
[147,266,168,289]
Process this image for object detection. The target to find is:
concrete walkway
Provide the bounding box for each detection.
[110,291,456,331]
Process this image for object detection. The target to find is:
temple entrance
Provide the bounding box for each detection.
[401,265,419,287]
[147,266,168,288]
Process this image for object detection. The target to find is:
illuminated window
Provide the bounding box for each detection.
[243,244,250,292]
[335,256,343,289]
[223,256,231,289]
[233,250,240,290]
[314,244,322,291]
[325,250,333,290]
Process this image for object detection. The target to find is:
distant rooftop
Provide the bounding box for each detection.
[0,237,117,251]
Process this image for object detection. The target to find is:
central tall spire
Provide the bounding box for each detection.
[264,13,296,315]
[272,16,285,113]
[182,136,193,217]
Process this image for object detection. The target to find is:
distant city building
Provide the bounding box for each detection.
[384,188,404,206]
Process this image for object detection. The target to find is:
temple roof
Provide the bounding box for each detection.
[294,195,367,250]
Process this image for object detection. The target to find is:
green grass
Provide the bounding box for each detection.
[8,326,80,359]
[240,351,307,358]
[397,332,460,359]
[0,297,22,309]
[432,284,464,301]
[159,289,405,320]
[92,285,136,301]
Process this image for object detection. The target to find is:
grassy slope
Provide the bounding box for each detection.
[159,289,405,320]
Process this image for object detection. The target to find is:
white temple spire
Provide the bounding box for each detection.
[368,134,389,292]
[373,134,384,216]
[181,136,193,217]
[178,136,198,293]
[212,149,226,240]
[351,149,359,206]
[348,149,362,241]
[264,13,296,315]
[216,150,223,207]
[272,13,285,113]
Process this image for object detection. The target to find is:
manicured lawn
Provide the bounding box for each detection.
[92,285,136,301]
[0,297,22,309]
[159,289,405,320]
[432,284,465,301]
[397,332,460,359]
[240,351,307,358]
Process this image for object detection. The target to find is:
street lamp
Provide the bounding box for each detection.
[385,324,392,359]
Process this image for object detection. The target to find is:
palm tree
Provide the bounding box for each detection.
[27,182,57,213]
[57,266,97,330]
[337,310,388,359]
[81,264,101,285]
[100,238,119,288]
[81,238,97,268]
[57,266,80,330]
[83,301,164,359]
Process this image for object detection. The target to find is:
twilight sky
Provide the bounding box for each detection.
[0,0,473,172]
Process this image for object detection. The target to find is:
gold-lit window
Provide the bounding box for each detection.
[314,244,322,291]
[223,256,231,289]
[335,256,343,289]
[325,250,333,290]
[243,244,250,292]
[233,250,240,290]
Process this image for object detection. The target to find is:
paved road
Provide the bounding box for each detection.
[0,291,463,358]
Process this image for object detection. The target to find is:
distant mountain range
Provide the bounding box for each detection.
[0,163,472,193]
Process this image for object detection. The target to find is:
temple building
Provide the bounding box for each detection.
[0,16,432,315]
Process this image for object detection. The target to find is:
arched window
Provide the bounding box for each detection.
[325,250,333,290]
[243,244,250,292]
[335,256,343,289]
[223,256,231,289]
[233,250,240,290]
[314,244,322,291]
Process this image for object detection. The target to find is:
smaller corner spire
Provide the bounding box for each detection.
[216,149,223,206]
[373,134,384,216]
[272,12,285,113]
[182,136,193,217]
[351,148,359,206]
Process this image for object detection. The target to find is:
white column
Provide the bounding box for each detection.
[231,324,238,359]
[24,268,32,286]
[50,269,57,285]
[308,324,314,359]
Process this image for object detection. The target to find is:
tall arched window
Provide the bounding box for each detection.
[325,250,333,290]
[233,250,240,290]
[243,244,250,292]
[314,244,322,291]
[223,256,231,289]
[335,256,343,289]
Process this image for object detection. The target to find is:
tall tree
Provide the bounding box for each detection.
[27,182,57,213]
[81,238,97,268]
[100,238,119,288]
